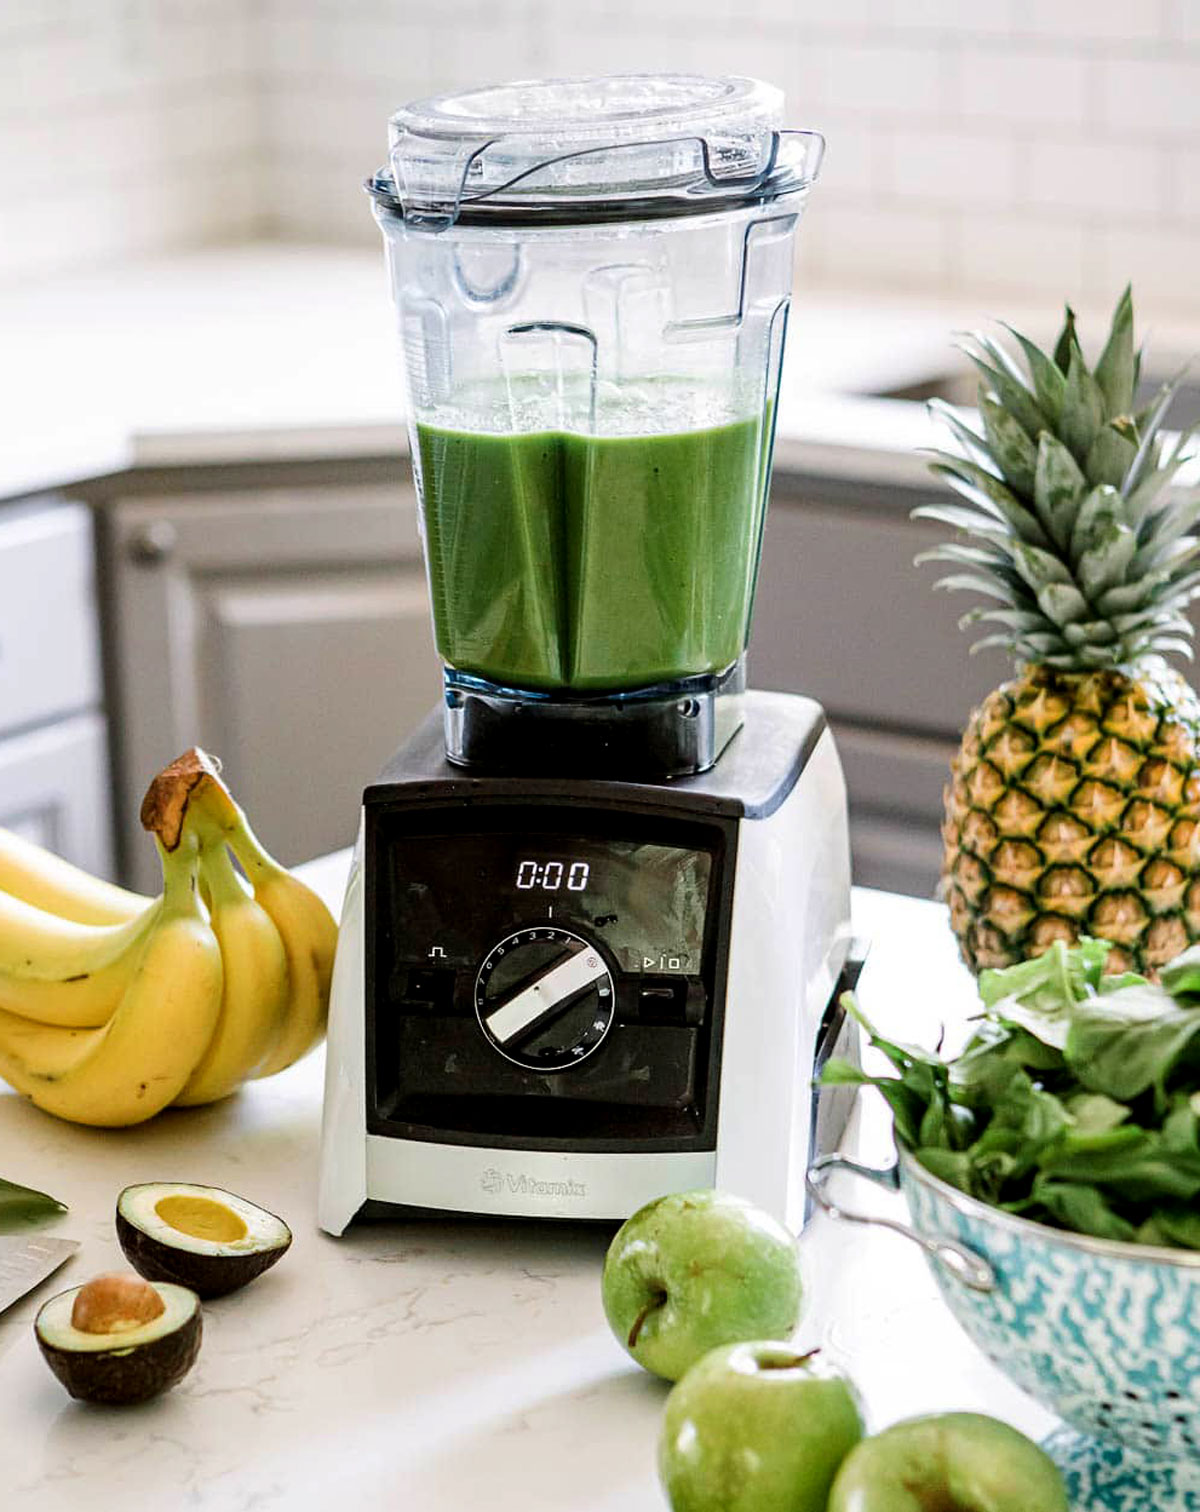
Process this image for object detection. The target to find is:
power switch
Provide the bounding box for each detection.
[637,979,706,1025]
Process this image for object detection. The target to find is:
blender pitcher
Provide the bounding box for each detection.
[369,74,823,775]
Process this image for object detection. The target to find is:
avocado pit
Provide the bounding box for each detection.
[71,1273,164,1335]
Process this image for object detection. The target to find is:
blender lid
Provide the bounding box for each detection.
[372,73,824,229]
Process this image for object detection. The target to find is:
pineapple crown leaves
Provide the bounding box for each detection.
[915,286,1200,672]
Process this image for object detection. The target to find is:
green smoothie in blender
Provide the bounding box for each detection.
[415,404,771,692]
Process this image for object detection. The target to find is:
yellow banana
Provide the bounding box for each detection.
[0,826,151,924]
[246,857,338,1078]
[0,888,159,982]
[141,746,337,1078]
[172,839,288,1107]
[0,898,163,1026]
[0,835,223,1127]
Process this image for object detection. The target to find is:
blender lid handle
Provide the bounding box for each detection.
[388,128,498,231]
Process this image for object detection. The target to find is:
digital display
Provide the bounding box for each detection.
[515,860,590,892]
[386,830,713,975]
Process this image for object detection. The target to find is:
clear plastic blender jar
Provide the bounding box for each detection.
[369,74,823,775]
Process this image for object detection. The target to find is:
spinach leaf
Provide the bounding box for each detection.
[1099,971,1150,995]
[1136,1207,1200,1250]
[980,938,1125,1050]
[979,936,1113,1019]
[826,994,958,1149]
[822,1059,938,1151]
[952,1027,1065,1113]
[1066,983,1200,1101]
[1160,944,1200,998]
[0,1176,67,1231]
[913,1147,976,1195]
[1014,1177,1138,1243]
[824,944,1200,1252]
[1038,1125,1200,1202]
[1065,1092,1131,1134]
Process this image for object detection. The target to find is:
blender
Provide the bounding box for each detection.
[319,74,857,1234]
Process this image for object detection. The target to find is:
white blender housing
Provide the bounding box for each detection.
[319,694,853,1233]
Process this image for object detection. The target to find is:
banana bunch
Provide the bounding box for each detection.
[0,752,338,1126]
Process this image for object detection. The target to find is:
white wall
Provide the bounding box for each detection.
[4,0,1200,318]
[0,0,262,282]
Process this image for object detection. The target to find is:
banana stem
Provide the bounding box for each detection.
[140,747,285,884]
[157,832,201,918]
[198,835,250,906]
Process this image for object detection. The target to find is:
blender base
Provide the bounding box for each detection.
[442,660,745,779]
[1043,1426,1200,1511]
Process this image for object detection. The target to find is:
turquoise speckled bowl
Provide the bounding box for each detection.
[810,1147,1200,1510]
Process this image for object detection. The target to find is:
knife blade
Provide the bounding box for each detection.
[0,1236,78,1315]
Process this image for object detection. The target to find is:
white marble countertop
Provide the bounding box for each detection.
[0,860,1056,1512]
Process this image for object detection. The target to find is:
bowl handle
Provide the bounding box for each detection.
[806,1153,996,1294]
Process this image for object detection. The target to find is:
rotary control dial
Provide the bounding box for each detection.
[475,927,615,1071]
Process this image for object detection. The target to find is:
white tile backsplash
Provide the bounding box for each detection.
[955,211,1094,302]
[2,0,1200,316]
[953,45,1091,128]
[1026,136,1165,219]
[1013,0,1166,46]
[882,128,1018,208]
[1098,55,1200,135]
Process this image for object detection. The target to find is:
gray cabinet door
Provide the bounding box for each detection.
[751,492,1010,736]
[108,483,441,892]
[0,713,116,881]
[0,500,101,738]
[750,486,993,897]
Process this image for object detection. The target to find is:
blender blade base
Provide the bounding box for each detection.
[1043,1426,1200,1511]
[442,661,746,778]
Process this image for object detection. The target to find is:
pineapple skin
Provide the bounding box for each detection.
[942,661,1200,976]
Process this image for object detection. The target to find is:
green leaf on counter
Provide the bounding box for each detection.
[0,1176,67,1230]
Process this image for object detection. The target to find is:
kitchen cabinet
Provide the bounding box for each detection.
[749,473,1009,899]
[0,501,115,877]
[103,476,441,893]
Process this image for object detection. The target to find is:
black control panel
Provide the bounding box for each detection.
[365,805,735,1152]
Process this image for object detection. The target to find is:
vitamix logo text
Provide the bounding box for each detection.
[479,1168,586,1199]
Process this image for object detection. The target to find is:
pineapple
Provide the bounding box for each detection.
[922,287,1200,976]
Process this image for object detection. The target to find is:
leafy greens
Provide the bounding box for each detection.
[822,937,1200,1250]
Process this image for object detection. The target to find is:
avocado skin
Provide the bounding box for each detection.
[117,1208,291,1299]
[37,1308,201,1405]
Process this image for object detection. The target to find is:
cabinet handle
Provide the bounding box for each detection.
[127,521,177,565]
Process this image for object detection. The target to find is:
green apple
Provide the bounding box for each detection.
[827,1412,1068,1512]
[658,1341,864,1512]
[601,1189,803,1381]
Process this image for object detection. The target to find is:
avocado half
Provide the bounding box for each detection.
[36,1280,201,1405]
[116,1182,292,1298]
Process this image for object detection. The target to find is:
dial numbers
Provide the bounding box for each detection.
[475,926,615,1072]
